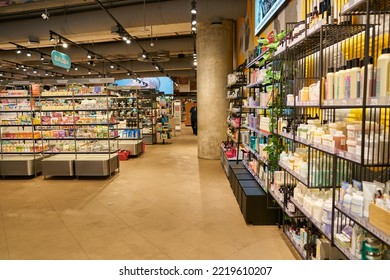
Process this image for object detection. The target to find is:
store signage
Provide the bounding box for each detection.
[51,50,71,69]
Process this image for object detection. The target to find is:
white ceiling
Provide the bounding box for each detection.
[0,0,246,82]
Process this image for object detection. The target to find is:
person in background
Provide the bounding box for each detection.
[190,101,197,135]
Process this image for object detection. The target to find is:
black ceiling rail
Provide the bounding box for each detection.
[49,30,142,82]
[95,0,174,82]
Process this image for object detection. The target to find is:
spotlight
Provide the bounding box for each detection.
[192,26,197,31]
[127,72,131,76]
[16,65,20,70]
[40,55,45,61]
[155,65,159,70]
[110,64,115,69]
[87,52,92,59]
[88,71,91,74]
[191,0,197,14]
[142,52,148,59]
[62,41,68,48]
[33,69,37,74]
[26,51,32,57]
[49,33,55,42]
[126,39,131,44]
[150,41,155,47]
[41,13,50,20]
[23,68,27,72]
[45,72,49,76]
[193,61,198,66]
[74,66,79,71]
[16,49,22,54]
[191,15,197,25]
[122,35,128,41]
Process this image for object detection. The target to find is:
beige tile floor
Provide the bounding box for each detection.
[0,126,298,260]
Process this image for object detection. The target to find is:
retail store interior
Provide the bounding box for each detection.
[1,0,390,260]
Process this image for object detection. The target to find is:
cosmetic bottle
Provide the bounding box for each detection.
[376,48,390,97]
[360,57,374,98]
[325,67,335,100]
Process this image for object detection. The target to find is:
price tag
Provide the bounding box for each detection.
[371,98,378,105]
[328,100,334,106]
[345,152,352,160]
[356,98,362,105]
[324,100,328,105]
[342,99,347,105]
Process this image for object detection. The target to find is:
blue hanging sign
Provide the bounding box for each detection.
[51,50,71,69]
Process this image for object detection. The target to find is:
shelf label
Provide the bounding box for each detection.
[342,99,347,105]
[371,98,378,105]
[328,100,334,106]
[356,98,362,105]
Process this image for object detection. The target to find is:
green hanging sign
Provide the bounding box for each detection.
[51,50,71,69]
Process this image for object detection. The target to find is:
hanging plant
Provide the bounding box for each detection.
[257,30,287,177]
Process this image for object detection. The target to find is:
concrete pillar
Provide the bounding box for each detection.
[197,19,234,159]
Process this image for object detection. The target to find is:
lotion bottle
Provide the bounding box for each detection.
[325,67,335,100]
[376,48,390,97]
[338,65,346,99]
[360,57,374,98]
[344,60,352,99]
[350,58,361,99]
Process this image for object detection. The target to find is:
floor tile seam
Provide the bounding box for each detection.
[0,203,10,259]
[36,183,92,260]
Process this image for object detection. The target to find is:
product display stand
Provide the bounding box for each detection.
[138,90,158,144]
[221,66,246,176]
[0,83,44,177]
[36,78,119,178]
[243,0,390,260]
[109,86,143,157]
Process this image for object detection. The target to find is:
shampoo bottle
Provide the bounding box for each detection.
[338,65,346,99]
[360,57,374,98]
[334,67,341,99]
[344,60,352,99]
[376,48,390,97]
[350,58,361,99]
[325,67,335,100]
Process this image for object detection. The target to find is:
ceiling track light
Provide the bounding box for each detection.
[110,64,115,69]
[87,52,92,59]
[40,55,45,61]
[142,52,148,59]
[62,41,68,48]
[191,0,197,14]
[26,51,32,57]
[191,14,197,25]
[192,26,197,31]
[49,33,55,42]
[16,48,22,54]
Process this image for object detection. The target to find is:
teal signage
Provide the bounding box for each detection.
[51,50,71,69]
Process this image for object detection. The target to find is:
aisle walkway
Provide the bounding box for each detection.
[0,126,297,260]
